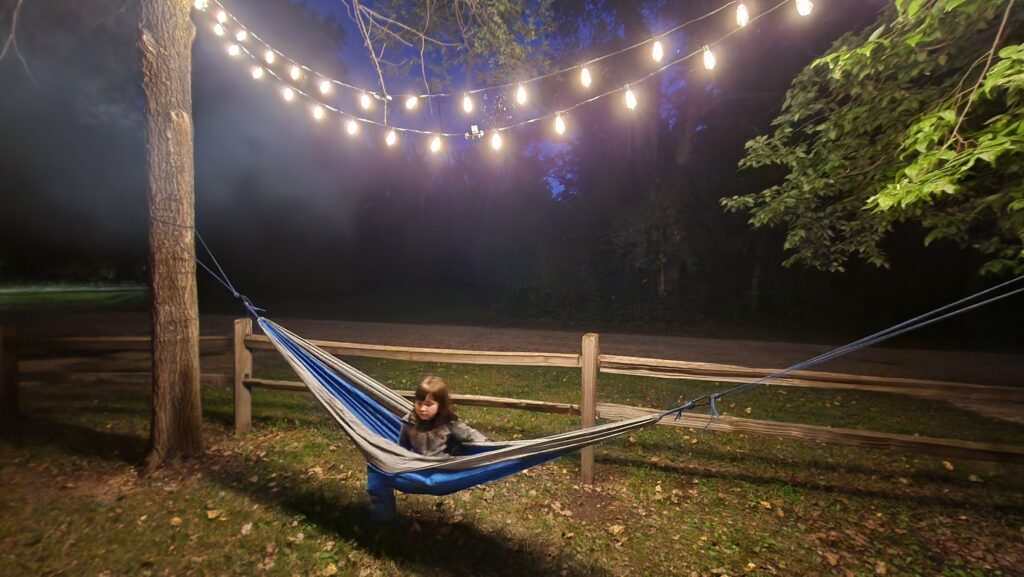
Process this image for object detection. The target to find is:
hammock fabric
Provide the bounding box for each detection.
[259,318,664,495]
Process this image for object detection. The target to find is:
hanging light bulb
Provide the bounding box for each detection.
[736,2,750,27]
[345,118,359,135]
[312,105,325,121]
[554,113,566,135]
[251,66,264,80]
[282,87,295,102]
[290,65,301,81]
[796,0,813,16]
[516,84,527,105]
[430,135,442,153]
[264,50,275,64]
[360,93,372,110]
[235,30,248,42]
[227,44,240,57]
[319,80,332,95]
[624,86,637,110]
[702,45,717,70]
[213,23,225,36]
[405,96,418,110]
[490,131,503,151]
[580,66,592,88]
[193,0,208,10]
[652,40,664,62]
[216,10,227,23]
[462,93,473,114]
[385,129,397,146]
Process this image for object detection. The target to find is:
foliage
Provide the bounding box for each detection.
[723,0,1024,274]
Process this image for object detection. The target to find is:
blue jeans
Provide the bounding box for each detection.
[366,465,396,522]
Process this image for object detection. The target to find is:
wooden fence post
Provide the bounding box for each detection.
[0,325,18,422]
[580,332,599,484]
[234,318,253,434]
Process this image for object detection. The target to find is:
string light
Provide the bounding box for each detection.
[702,45,717,70]
[235,30,248,42]
[216,10,227,24]
[462,93,474,114]
[736,2,750,27]
[360,93,372,110]
[264,50,275,65]
[319,80,332,95]
[624,86,637,110]
[516,84,527,105]
[290,65,301,81]
[651,40,664,62]
[193,0,208,10]
[554,114,566,135]
[346,118,359,135]
[312,105,325,121]
[405,96,419,110]
[282,87,295,102]
[430,135,442,153]
[227,44,240,57]
[580,66,592,88]
[489,131,503,151]
[796,0,813,16]
[213,23,225,36]
[251,66,264,80]
[385,129,397,146]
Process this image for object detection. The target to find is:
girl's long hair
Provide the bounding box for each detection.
[413,375,459,426]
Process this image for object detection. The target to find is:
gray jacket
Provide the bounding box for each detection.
[398,412,487,457]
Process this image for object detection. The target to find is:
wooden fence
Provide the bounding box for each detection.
[3,320,1023,481]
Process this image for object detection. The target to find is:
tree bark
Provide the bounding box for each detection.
[139,0,202,473]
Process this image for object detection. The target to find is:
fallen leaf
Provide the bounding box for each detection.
[745,407,752,414]
[170,517,182,527]
[942,461,954,471]
[823,552,840,566]
[322,563,338,576]
[607,524,625,535]
[241,522,253,536]
[206,510,222,520]
[874,561,887,575]
[968,474,983,483]
[760,501,772,510]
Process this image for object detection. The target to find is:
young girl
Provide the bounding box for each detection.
[367,376,487,522]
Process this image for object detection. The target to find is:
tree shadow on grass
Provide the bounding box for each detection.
[0,413,146,465]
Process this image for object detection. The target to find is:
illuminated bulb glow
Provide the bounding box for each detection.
[319,80,332,95]
[516,84,527,105]
[652,40,664,62]
[346,119,359,135]
[736,3,750,27]
[251,66,264,80]
[290,66,301,80]
[213,23,225,36]
[193,0,208,10]
[796,0,813,16]
[702,45,717,70]
[264,50,275,64]
[360,93,372,110]
[580,66,592,88]
[624,86,637,110]
[462,94,473,114]
[312,105,325,121]
[235,30,248,42]
[227,44,240,57]
[385,129,397,146]
[554,114,566,135]
[405,96,418,110]
[216,10,227,23]
[430,136,442,153]
[490,132,503,151]
[282,87,295,102]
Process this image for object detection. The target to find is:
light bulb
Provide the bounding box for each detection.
[462,93,473,114]
[405,96,418,110]
[227,44,240,57]
[213,23,225,36]
[736,3,750,27]
[319,80,331,95]
[490,132,503,151]
[516,84,527,105]
[385,129,397,146]
[703,45,717,70]
[652,40,664,62]
[796,0,813,16]
[580,66,592,88]
[345,119,359,135]
[430,135,442,153]
[554,114,566,135]
[216,10,227,23]
[282,87,295,102]
[312,105,325,121]
[264,50,275,64]
[624,86,637,110]
[290,66,301,81]
[235,30,248,42]
[251,66,264,80]
[360,93,372,110]
[193,0,208,10]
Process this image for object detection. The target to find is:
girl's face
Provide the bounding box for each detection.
[415,394,439,421]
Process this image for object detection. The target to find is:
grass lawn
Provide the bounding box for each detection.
[2,353,1022,576]
[0,286,147,311]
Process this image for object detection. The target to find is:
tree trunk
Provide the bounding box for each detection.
[139,0,202,473]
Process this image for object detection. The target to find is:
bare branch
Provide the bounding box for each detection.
[359,4,460,48]
[349,0,391,123]
[0,0,38,86]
